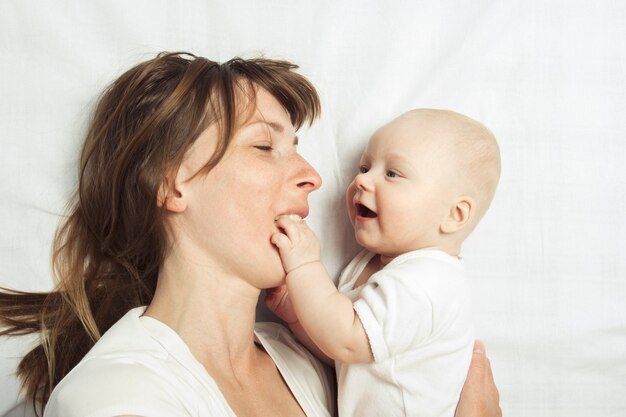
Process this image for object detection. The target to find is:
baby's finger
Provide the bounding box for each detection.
[265,285,288,308]
[271,232,292,249]
[265,285,288,299]
[274,217,302,242]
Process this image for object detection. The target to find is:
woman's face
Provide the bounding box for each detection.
[173,87,321,289]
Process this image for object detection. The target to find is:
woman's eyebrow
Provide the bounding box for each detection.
[245,119,298,145]
[246,119,285,133]
[265,121,284,133]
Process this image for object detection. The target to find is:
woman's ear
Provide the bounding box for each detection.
[441,196,473,234]
[156,177,187,213]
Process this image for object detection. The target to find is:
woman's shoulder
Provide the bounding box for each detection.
[45,354,186,417]
[45,307,231,417]
[254,322,336,417]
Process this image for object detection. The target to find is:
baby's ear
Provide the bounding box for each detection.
[156,175,187,213]
[440,196,474,234]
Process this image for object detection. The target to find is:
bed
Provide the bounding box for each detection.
[1,1,625,416]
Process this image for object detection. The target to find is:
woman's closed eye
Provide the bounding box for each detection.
[254,145,274,152]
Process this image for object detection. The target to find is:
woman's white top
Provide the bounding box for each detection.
[45,307,335,417]
[336,249,474,417]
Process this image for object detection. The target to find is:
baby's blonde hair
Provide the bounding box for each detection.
[401,109,501,224]
[445,111,500,223]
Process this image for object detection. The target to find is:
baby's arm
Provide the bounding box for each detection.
[271,216,373,364]
[265,284,333,364]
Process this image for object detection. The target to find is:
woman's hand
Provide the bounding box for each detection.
[455,341,502,417]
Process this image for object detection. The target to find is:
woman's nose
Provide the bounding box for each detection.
[294,154,322,192]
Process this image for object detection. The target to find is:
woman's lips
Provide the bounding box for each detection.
[274,213,304,222]
[274,207,309,222]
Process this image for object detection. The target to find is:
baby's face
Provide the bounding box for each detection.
[345,117,459,257]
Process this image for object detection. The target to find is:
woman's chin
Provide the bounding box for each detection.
[255,258,288,289]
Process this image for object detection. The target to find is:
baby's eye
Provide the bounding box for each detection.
[386,170,398,178]
[359,165,369,174]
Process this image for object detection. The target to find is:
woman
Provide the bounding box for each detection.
[0,52,500,416]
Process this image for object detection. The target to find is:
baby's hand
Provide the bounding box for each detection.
[265,285,298,324]
[271,215,321,273]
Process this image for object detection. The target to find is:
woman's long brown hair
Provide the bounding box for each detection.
[0,52,320,412]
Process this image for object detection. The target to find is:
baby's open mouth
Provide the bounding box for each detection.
[356,203,377,218]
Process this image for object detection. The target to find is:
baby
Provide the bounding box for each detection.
[268,108,501,417]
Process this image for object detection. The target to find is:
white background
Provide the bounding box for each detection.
[1,1,625,416]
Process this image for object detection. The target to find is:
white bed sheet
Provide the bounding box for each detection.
[1,1,625,416]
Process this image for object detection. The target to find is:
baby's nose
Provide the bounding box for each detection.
[354,172,371,190]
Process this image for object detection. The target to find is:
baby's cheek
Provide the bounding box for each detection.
[345,182,356,212]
